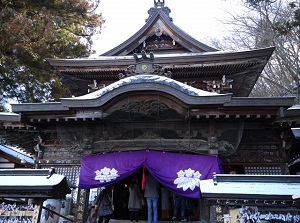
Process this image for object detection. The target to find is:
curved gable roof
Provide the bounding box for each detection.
[102,9,217,56]
[61,74,232,107]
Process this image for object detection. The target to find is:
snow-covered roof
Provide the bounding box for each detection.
[0,144,34,164]
[1,172,64,187]
[200,174,300,200]
[0,112,20,121]
[0,169,71,198]
[288,105,300,110]
[0,112,19,116]
[48,47,275,64]
[291,128,300,139]
[66,74,222,100]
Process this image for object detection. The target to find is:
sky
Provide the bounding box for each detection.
[91,0,245,56]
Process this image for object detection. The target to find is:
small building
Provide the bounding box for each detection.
[0,168,71,223]
[0,1,300,222]
[200,174,300,222]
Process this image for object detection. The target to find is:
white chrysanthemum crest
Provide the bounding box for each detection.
[94,167,120,183]
[174,168,201,191]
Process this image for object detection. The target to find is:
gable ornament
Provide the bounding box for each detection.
[118,50,172,78]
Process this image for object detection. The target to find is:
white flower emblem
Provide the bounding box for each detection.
[94,167,120,183]
[174,168,201,191]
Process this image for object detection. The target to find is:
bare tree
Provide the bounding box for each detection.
[210,0,300,101]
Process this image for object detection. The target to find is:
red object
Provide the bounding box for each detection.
[141,164,146,190]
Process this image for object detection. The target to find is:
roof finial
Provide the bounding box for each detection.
[154,0,165,8]
[147,0,172,22]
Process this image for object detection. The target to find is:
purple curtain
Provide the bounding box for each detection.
[145,150,223,198]
[79,150,146,189]
[79,150,223,198]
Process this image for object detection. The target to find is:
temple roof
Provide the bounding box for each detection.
[1,74,295,156]
[101,4,218,56]
[0,144,34,166]
[0,168,71,198]
[11,73,295,113]
[47,47,274,97]
[200,173,300,200]
[45,1,276,98]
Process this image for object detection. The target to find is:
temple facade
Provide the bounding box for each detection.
[1,1,300,222]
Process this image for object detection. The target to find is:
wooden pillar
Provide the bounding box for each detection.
[199,197,211,222]
[74,189,90,223]
[32,204,41,223]
[32,198,46,223]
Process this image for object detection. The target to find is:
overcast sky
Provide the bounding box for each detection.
[91,0,244,56]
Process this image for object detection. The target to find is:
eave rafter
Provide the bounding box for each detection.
[55,58,264,75]
[23,111,278,125]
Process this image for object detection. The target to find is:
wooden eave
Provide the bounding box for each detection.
[15,107,291,129]
[46,47,274,97]
[101,10,217,56]
[0,112,20,122]
[0,113,39,155]
[11,81,293,114]
[10,102,68,112]
[10,96,295,125]
[226,97,295,107]
[47,46,273,68]
[2,96,294,156]
[275,104,300,124]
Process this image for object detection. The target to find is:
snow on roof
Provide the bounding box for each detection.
[0,112,19,116]
[67,74,221,100]
[0,112,20,122]
[288,105,300,110]
[200,177,300,197]
[0,169,71,198]
[0,144,34,164]
[0,174,65,187]
[76,52,220,60]
[59,47,273,60]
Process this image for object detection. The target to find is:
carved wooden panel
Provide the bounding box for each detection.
[103,93,188,120]
[223,144,283,163]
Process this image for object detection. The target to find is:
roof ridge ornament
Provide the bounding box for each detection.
[155,0,165,8]
[133,50,154,63]
[118,51,172,79]
[146,0,172,22]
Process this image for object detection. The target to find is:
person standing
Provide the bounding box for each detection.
[186,198,197,221]
[128,177,143,223]
[172,193,187,222]
[160,186,172,220]
[95,186,114,223]
[144,170,160,223]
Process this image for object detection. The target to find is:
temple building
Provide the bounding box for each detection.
[1,1,300,222]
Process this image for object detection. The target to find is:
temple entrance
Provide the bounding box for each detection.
[81,150,218,222]
[112,168,148,220]
[109,167,199,221]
